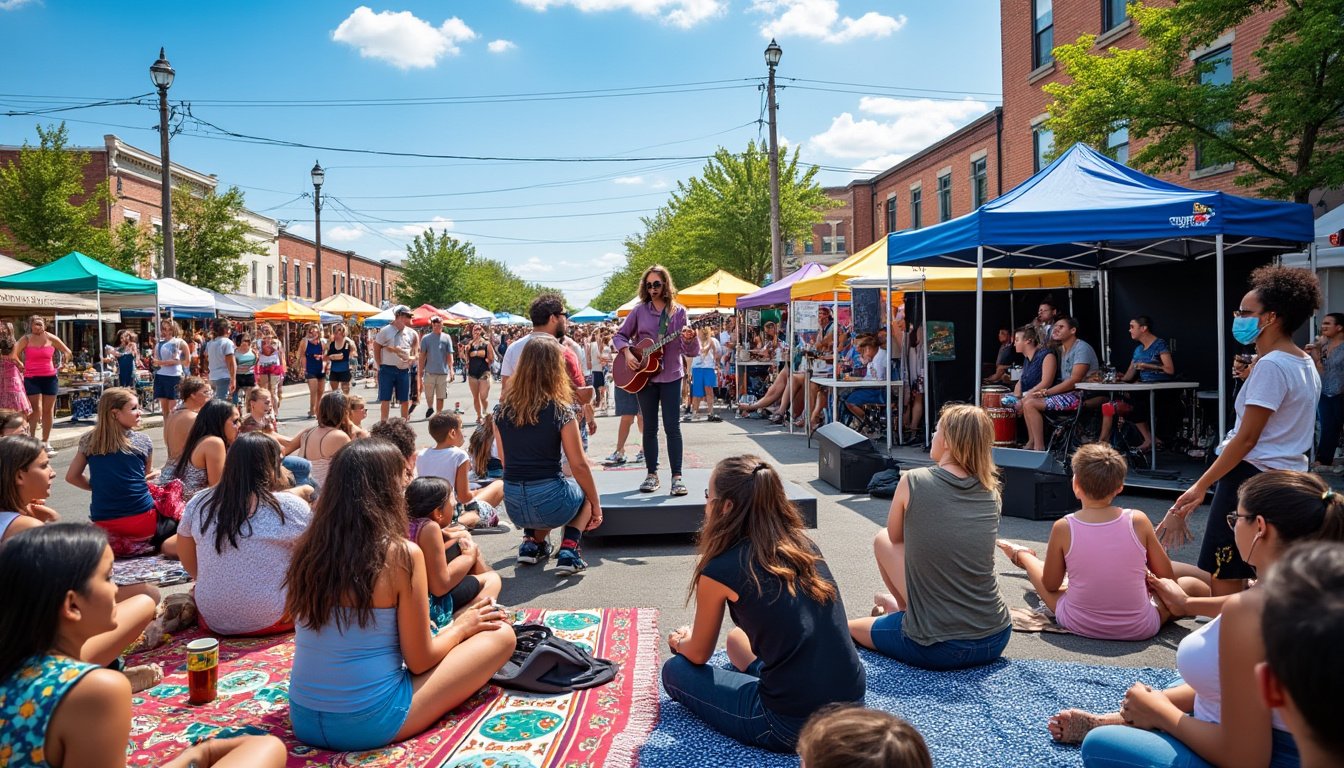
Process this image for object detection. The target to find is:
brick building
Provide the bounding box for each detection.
[277,230,402,307]
[793,187,855,266]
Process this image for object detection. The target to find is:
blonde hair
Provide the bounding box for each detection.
[1071,443,1127,500]
[637,264,679,307]
[79,388,138,457]
[331,322,347,336]
[935,404,999,499]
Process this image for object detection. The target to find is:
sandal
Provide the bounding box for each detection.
[160,592,197,634]
[123,662,164,694]
[670,475,688,496]
[639,474,660,493]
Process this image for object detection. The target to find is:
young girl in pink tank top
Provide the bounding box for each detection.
[997,443,1210,641]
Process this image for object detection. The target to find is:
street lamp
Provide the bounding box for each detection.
[150,48,175,278]
[311,161,324,300]
[379,259,391,306]
[765,39,783,283]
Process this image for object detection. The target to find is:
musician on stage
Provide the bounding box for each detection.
[614,265,700,497]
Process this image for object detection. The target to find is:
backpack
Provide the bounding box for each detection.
[867,467,902,499]
[490,623,618,694]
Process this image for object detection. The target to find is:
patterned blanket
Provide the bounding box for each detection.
[126,608,660,767]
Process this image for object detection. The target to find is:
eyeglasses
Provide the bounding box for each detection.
[1232,309,1263,319]
[645,280,664,290]
[1226,512,1257,530]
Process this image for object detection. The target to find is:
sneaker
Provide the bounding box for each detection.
[707,414,723,423]
[517,537,553,565]
[554,547,588,576]
[425,408,435,419]
[43,443,57,456]
[633,450,644,463]
[408,401,419,416]
[602,451,627,466]
[681,413,694,422]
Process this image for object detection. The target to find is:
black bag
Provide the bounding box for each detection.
[490,623,618,694]
[867,467,902,499]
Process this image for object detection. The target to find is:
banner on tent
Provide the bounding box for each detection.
[0,290,99,311]
[794,301,820,331]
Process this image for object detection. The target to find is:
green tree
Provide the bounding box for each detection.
[394,228,474,308]
[1045,0,1344,203]
[104,219,152,275]
[460,256,549,314]
[161,186,263,292]
[0,122,113,263]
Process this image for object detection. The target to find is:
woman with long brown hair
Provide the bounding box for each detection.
[613,264,699,496]
[493,336,602,575]
[662,455,865,752]
[464,323,494,424]
[284,439,514,752]
[292,390,353,491]
[849,404,1011,669]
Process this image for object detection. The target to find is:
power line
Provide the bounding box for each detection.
[785,78,1001,98]
[785,85,1002,104]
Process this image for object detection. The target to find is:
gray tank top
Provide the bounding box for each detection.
[901,466,1011,645]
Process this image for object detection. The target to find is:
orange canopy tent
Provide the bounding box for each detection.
[254,299,320,323]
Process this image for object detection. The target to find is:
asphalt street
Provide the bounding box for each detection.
[46,377,1209,675]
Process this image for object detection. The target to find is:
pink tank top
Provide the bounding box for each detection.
[1053,510,1161,641]
[23,343,56,377]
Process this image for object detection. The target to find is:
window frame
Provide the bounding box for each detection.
[910,186,923,230]
[1033,125,1055,173]
[266,265,274,297]
[936,172,953,223]
[1101,0,1127,33]
[885,196,897,233]
[1194,45,1234,171]
[971,157,989,208]
[1033,0,1054,69]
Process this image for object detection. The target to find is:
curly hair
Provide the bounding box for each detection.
[369,417,417,460]
[1248,264,1321,335]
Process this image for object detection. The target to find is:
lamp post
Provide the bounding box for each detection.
[379,259,391,306]
[765,39,783,283]
[149,48,175,278]
[311,161,324,300]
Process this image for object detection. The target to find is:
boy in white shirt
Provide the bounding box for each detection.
[417,412,504,528]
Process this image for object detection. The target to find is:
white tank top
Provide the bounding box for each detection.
[1176,614,1290,730]
[156,339,184,377]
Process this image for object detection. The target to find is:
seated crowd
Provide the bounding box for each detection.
[4,280,1344,768]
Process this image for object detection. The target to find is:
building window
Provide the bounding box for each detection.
[1107,122,1130,165]
[1033,126,1055,173]
[294,264,300,294]
[1033,0,1053,69]
[1195,46,1233,170]
[910,187,923,230]
[1103,0,1127,32]
[971,157,989,208]
[266,265,274,296]
[251,262,258,295]
[885,197,897,232]
[306,266,312,298]
[803,239,814,255]
[937,172,953,223]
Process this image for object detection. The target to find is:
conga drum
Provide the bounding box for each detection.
[988,407,1017,447]
[981,385,1009,410]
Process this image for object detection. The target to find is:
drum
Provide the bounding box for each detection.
[988,407,1017,447]
[981,385,1009,410]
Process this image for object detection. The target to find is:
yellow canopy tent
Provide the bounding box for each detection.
[312,292,382,319]
[789,239,888,300]
[254,299,320,323]
[676,269,760,309]
[615,295,640,318]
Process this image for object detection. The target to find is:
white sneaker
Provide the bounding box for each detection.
[44,443,57,455]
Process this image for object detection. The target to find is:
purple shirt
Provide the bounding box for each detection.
[613,302,700,384]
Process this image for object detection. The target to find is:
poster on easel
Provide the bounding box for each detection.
[927,321,956,362]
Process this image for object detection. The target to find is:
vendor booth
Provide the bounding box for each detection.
[569,305,608,323]
[677,270,760,309]
[314,292,381,320]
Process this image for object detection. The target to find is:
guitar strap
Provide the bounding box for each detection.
[658,306,669,338]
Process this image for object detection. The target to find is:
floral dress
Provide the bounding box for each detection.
[0,653,98,766]
[0,357,31,414]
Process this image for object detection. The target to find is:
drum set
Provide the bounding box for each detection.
[981,385,1017,447]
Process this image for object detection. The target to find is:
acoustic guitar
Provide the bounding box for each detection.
[612,315,718,394]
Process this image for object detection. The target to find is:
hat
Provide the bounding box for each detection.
[430,315,442,323]
[393,305,413,317]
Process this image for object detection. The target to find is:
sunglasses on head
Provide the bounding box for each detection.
[645,280,664,289]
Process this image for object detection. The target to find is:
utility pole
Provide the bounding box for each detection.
[150,49,176,278]
[311,161,324,300]
[765,39,783,283]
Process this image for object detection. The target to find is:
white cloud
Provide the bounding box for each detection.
[612,176,644,185]
[332,6,477,69]
[650,179,670,190]
[596,252,627,267]
[807,97,990,171]
[0,0,35,10]
[487,39,517,53]
[753,0,905,43]
[325,225,364,243]
[382,215,455,238]
[514,0,724,29]
[520,256,556,273]
[377,249,406,262]
[284,223,313,238]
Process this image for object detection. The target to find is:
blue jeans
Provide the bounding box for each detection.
[661,655,814,753]
[210,378,231,400]
[1317,393,1344,464]
[503,476,585,531]
[283,455,313,490]
[636,379,683,475]
[1081,724,1298,768]
[290,674,412,752]
[377,365,410,403]
[868,611,1011,670]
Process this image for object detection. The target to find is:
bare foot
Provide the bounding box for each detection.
[1047,709,1123,744]
[997,539,1038,568]
[123,662,163,694]
[873,593,903,615]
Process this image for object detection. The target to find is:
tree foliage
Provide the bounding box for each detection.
[592,140,834,310]
[162,186,262,293]
[0,122,113,263]
[1045,0,1344,202]
[104,219,153,276]
[393,228,549,314]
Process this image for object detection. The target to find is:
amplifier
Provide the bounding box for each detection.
[993,447,1074,520]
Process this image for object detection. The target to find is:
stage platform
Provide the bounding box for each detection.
[585,467,818,537]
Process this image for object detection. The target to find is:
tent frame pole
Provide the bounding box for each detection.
[975,247,984,407]
[97,288,105,395]
[886,264,893,454]
[1216,234,1227,438]
[832,290,839,422]
[922,287,930,445]
[787,300,795,435]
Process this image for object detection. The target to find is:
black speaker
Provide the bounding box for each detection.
[993,447,1074,520]
[816,422,887,493]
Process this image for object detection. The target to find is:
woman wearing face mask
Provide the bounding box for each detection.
[1161,266,1322,598]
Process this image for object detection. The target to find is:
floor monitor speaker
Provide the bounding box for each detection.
[816,422,886,493]
[993,447,1073,520]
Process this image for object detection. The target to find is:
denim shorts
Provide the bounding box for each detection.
[1081,722,1299,768]
[210,378,231,400]
[614,386,639,417]
[868,611,1011,670]
[290,675,412,752]
[503,476,585,530]
[377,365,410,403]
[24,375,58,397]
[661,655,815,753]
[153,374,181,400]
[691,367,717,397]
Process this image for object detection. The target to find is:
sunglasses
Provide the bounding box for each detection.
[645,280,664,290]
[1227,512,1257,530]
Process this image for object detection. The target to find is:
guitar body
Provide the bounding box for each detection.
[613,338,663,394]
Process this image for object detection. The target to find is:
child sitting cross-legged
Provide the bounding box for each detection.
[797,705,932,768]
[417,412,503,529]
[998,442,1209,641]
[404,476,502,630]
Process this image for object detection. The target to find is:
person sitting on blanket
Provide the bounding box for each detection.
[161,375,211,473]
[662,455,865,753]
[66,387,179,559]
[404,476,502,630]
[178,433,312,637]
[284,439,515,753]
[1050,470,1344,767]
[797,705,932,768]
[0,524,287,768]
[417,412,503,529]
[1258,541,1344,768]
[996,443,1210,641]
[159,400,239,502]
[849,404,1012,669]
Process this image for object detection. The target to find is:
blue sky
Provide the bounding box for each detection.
[0,1,1001,307]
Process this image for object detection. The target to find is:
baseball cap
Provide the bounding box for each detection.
[393,304,413,317]
[430,316,442,324]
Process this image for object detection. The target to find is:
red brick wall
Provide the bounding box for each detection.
[278,232,401,304]
[871,112,1001,237]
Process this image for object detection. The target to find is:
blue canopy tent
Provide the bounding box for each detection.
[569,305,607,323]
[886,144,1315,438]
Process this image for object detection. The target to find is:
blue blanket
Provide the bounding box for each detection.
[640,651,1179,767]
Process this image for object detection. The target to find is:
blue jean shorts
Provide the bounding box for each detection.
[503,476,586,530]
[614,386,639,417]
[377,365,410,403]
[152,374,180,400]
[290,675,412,752]
[868,611,1011,670]
[691,367,717,397]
